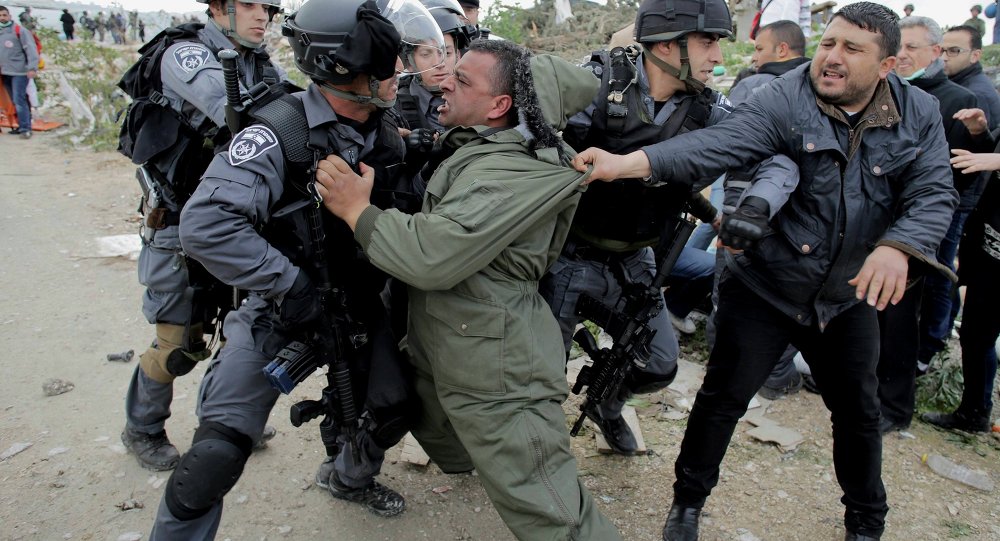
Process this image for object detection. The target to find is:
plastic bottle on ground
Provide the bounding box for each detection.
[922,453,995,492]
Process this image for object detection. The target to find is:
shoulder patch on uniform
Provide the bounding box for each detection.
[228,126,278,166]
[173,43,211,73]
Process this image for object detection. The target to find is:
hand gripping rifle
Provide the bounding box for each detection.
[569,200,704,437]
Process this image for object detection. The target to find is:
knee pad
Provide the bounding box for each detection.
[164,422,253,521]
[165,347,208,377]
[626,363,679,395]
[140,323,209,383]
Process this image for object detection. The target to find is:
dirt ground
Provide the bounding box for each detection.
[1,132,999,541]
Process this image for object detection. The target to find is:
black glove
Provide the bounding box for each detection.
[278,271,323,327]
[719,195,772,251]
[406,128,438,153]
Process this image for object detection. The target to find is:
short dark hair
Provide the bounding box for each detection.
[465,39,562,152]
[467,40,518,99]
[948,24,984,50]
[0,6,9,14]
[831,1,901,60]
[759,19,806,56]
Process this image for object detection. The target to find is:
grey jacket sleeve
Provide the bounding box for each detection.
[179,126,300,299]
[741,154,799,218]
[161,42,229,129]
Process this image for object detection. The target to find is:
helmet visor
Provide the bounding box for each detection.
[381,0,446,75]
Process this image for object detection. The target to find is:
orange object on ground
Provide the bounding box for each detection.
[0,80,64,131]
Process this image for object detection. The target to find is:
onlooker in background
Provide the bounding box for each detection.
[903,3,914,17]
[985,1,1000,45]
[129,10,139,41]
[80,11,96,40]
[17,6,35,30]
[138,18,146,42]
[922,133,1000,433]
[727,18,810,401]
[730,19,809,104]
[0,4,39,139]
[458,0,478,25]
[965,5,988,39]
[942,26,1000,130]
[95,12,107,42]
[61,9,76,41]
[878,15,994,433]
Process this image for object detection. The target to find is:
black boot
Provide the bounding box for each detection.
[662,503,700,541]
[121,427,180,471]
[921,410,990,433]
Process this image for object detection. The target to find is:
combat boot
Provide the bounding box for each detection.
[662,502,700,541]
[317,460,405,517]
[587,409,639,455]
[121,427,180,471]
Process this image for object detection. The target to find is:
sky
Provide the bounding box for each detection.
[32,0,983,33]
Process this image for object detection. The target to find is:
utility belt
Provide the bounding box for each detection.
[135,164,181,242]
[563,235,641,265]
[563,232,645,265]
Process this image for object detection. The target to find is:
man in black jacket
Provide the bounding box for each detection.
[728,19,809,105]
[575,4,958,539]
[943,25,1000,130]
[886,15,996,433]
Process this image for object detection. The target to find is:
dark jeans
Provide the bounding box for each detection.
[1,74,31,132]
[673,277,888,537]
[876,277,924,426]
[958,280,1000,416]
[918,209,969,364]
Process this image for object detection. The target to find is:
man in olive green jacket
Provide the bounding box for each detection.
[316,40,622,541]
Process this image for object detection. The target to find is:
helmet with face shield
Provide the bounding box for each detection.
[283,0,445,107]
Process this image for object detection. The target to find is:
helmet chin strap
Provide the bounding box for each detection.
[642,38,706,94]
[321,76,397,109]
[213,0,264,50]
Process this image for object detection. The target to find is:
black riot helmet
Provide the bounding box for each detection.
[283,0,444,98]
[634,0,732,93]
[421,0,476,51]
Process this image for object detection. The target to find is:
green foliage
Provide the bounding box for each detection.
[979,44,1000,68]
[39,33,135,151]
[941,520,973,538]
[482,1,530,44]
[915,351,965,414]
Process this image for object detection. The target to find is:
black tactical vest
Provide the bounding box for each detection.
[251,96,410,320]
[569,49,715,250]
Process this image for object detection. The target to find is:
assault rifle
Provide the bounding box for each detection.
[569,205,701,437]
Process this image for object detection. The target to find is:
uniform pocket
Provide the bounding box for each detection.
[138,226,188,292]
[424,290,507,394]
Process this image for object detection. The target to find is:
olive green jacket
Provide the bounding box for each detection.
[352,54,598,400]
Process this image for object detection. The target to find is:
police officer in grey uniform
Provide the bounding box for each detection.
[122,0,286,471]
[147,0,445,537]
[540,0,799,455]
